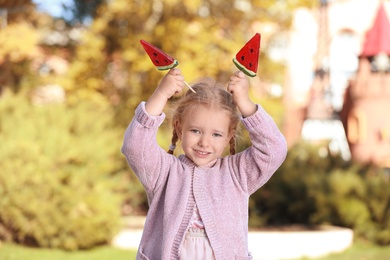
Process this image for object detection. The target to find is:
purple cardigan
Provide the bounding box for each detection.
[122,102,287,260]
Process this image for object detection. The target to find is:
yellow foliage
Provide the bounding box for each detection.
[86,77,104,90]
[164,0,180,7]
[91,18,109,33]
[0,22,39,63]
[63,0,301,126]
[109,0,128,13]
[183,0,202,14]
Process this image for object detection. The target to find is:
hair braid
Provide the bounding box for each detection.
[167,128,179,154]
[229,135,236,155]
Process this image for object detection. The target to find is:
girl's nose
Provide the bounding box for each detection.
[198,135,210,148]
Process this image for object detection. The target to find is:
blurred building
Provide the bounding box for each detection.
[0,0,34,28]
[283,0,390,167]
[340,3,390,168]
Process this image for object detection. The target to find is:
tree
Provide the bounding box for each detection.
[72,0,105,24]
[65,0,313,126]
[0,0,35,25]
[0,0,40,93]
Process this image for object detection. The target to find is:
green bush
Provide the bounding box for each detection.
[249,141,390,245]
[0,90,124,250]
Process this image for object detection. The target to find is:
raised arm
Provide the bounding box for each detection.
[227,71,287,194]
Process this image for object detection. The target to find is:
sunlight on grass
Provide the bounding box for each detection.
[301,242,390,260]
[0,243,137,260]
[1,241,390,260]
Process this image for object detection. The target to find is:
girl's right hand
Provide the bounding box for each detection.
[155,68,184,100]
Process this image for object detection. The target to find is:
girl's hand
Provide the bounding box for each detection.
[155,68,184,100]
[228,71,257,117]
[145,69,184,116]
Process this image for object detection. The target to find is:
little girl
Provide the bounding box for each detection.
[122,68,287,259]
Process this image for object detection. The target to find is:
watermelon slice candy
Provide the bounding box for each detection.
[140,39,196,93]
[233,33,261,77]
[140,39,178,71]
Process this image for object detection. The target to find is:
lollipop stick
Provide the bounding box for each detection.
[184,81,196,93]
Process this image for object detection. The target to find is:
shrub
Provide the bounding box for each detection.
[0,90,124,250]
[249,141,390,245]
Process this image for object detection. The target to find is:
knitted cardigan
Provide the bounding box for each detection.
[121,102,287,260]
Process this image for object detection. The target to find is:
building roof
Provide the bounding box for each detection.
[361,3,390,56]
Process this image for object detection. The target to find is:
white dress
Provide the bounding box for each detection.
[179,204,215,259]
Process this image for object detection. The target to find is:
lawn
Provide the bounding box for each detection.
[1,241,389,260]
[0,243,137,260]
[303,242,390,260]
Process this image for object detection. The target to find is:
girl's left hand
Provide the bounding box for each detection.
[228,71,256,117]
[228,70,249,103]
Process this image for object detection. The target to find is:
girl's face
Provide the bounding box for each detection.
[178,105,232,167]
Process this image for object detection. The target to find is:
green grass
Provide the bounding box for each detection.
[1,241,390,260]
[0,243,137,260]
[298,242,390,260]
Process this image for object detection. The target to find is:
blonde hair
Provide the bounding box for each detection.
[168,78,240,155]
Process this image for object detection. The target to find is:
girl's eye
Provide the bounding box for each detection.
[213,133,222,137]
[190,129,200,134]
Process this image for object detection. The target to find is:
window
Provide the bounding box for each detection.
[348,109,367,143]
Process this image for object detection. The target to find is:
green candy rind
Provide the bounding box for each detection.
[232,58,257,77]
[156,60,179,71]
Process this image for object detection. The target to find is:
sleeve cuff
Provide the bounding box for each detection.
[135,101,166,128]
[241,104,270,130]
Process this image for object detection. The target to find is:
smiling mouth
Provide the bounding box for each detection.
[195,150,211,156]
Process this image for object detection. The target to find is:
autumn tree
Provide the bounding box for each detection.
[0,0,40,93]
[65,0,314,127]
